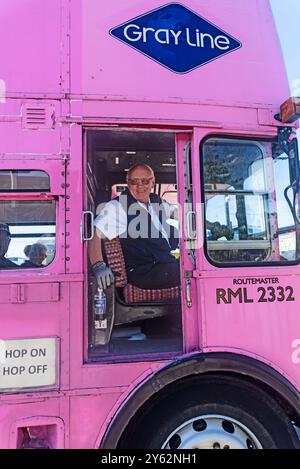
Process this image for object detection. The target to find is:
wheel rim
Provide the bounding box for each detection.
[162,414,263,449]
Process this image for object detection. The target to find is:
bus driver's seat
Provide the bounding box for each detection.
[104,238,180,304]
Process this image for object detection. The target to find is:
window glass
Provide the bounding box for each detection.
[0,170,50,191]
[0,200,56,269]
[202,138,300,265]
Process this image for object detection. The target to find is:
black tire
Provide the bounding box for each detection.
[124,376,299,449]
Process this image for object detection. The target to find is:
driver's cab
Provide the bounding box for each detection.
[84,129,183,359]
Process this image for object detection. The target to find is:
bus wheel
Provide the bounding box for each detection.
[134,377,299,449]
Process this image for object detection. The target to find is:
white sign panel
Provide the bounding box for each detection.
[0,338,57,390]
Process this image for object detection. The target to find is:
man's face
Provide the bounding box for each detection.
[0,231,11,257]
[127,167,155,204]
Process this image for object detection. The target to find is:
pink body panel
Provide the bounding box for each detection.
[0,0,298,449]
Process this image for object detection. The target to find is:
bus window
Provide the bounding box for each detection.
[202,138,300,265]
[0,200,56,269]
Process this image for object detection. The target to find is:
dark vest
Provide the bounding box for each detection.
[117,189,178,271]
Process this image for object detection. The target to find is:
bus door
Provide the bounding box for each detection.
[0,158,66,394]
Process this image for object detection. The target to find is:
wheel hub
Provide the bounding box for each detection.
[162,414,263,449]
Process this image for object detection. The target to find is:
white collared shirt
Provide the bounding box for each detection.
[94,197,174,244]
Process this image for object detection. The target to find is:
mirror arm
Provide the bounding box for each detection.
[277,126,293,154]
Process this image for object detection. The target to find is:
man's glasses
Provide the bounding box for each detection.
[127,177,153,186]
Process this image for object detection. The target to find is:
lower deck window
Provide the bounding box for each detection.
[202,138,300,265]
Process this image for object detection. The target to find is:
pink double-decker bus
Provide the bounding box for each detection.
[0,0,300,450]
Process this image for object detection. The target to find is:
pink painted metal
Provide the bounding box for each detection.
[0,0,299,449]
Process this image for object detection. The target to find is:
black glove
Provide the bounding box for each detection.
[92,261,114,290]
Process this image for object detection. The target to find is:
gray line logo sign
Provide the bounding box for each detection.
[110,3,242,74]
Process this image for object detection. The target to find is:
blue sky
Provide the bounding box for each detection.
[271,0,300,94]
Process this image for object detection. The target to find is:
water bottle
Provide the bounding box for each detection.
[94,288,107,329]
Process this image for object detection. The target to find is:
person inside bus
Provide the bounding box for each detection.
[0,222,17,268]
[21,243,48,268]
[24,244,32,259]
[89,163,180,290]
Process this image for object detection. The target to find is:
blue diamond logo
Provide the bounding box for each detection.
[110,3,242,74]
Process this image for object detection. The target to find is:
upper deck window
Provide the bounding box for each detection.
[202,137,300,265]
[0,170,50,192]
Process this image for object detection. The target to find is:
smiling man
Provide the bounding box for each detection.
[89,163,180,290]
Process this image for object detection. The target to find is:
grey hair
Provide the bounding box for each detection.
[126,164,154,181]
